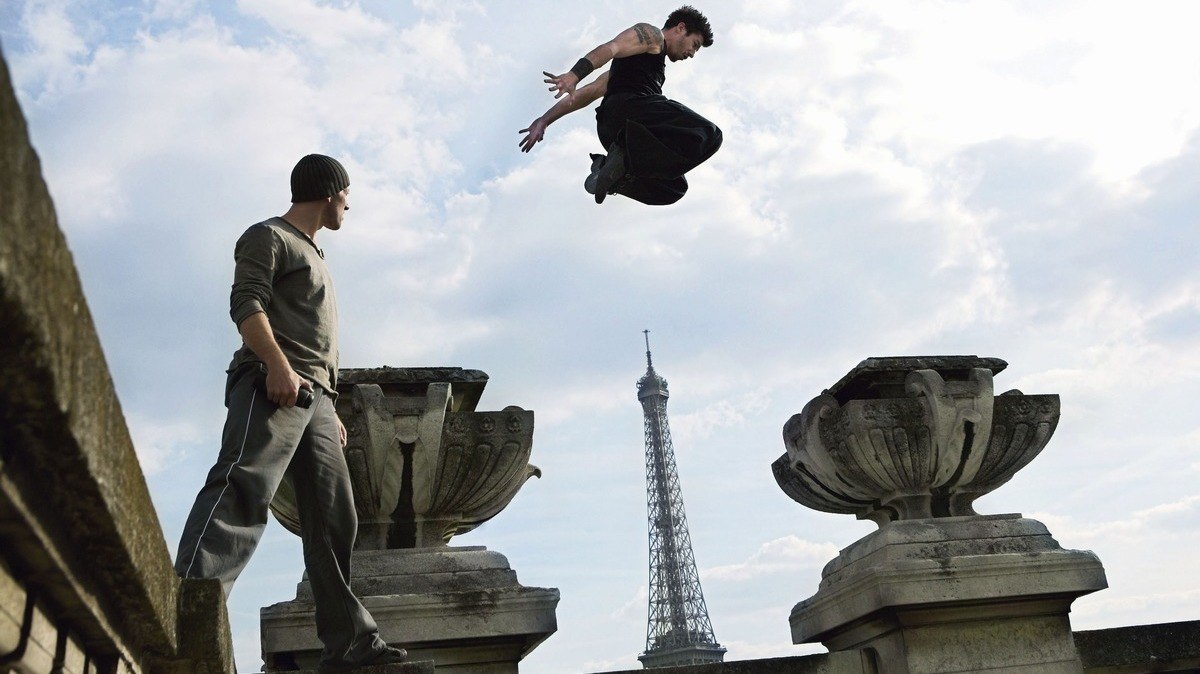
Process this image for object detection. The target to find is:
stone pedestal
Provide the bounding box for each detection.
[775,356,1111,672]
[790,515,1106,673]
[261,547,559,673]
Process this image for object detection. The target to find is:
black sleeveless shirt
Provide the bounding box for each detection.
[605,51,666,97]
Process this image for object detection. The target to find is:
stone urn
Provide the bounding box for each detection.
[269,367,541,548]
[775,356,1106,674]
[772,355,1060,525]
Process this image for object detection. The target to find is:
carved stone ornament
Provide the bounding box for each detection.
[270,367,541,548]
[773,356,1059,525]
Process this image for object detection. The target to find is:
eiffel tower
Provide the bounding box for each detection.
[636,331,726,668]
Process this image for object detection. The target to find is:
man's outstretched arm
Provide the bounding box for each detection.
[543,23,664,99]
[519,72,609,152]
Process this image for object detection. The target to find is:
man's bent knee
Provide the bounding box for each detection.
[705,125,723,158]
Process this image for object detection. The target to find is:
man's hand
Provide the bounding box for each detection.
[519,72,608,154]
[544,70,580,99]
[265,363,311,408]
[519,117,549,152]
[336,414,348,447]
[238,313,312,408]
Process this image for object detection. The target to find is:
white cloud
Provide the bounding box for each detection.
[1074,588,1200,624]
[148,0,199,22]
[516,375,631,428]
[579,654,639,673]
[409,0,484,21]
[1032,495,1200,544]
[721,639,824,661]
[349,304,499,366]
[12,0,87,97]
[672,388,772,445]
[126,414,204,476]
[721,1,1200,188]
[704,536,839,582]
[611,585,647,620]
[236,0,392,50]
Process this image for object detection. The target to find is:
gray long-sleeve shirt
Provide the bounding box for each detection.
[227,217,339,393]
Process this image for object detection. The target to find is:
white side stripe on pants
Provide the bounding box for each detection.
[184,388,257,578]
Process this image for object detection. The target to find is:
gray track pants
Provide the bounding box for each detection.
[174,365,385,665]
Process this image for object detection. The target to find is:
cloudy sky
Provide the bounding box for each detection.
[4,0,1200,671]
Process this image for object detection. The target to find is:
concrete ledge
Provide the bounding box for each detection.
[264,586,561,650]
[294,548,519,600]
[0,43,224,672]
[174,579,235,672]
[338,367,488,412]
[599,651,877,674]
[1075,620,1200,673]
[292,662,435,674]
[264,546,559,671]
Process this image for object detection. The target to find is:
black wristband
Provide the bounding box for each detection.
[570,57,595,80]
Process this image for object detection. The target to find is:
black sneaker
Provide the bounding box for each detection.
[589,144,628,204]
[319,646,408,671]
[583,154,605,194]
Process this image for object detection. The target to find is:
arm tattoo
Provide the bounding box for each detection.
[634,23,665,49]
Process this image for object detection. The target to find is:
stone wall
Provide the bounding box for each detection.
[0,45,232,674]
[590,625,1200,674]
[599,651,877,674]
[1075,620,1200,673]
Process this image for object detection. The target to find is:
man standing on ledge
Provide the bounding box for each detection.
[174,155,407,671]
[519,5,722,205]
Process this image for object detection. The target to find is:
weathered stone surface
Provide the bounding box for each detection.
[339,367,489,413]
[1075,620,1200,673]
[639,644,727,670]
[173,579,235,673]
[290,662,435,674]
[0,44,233,674]
[293,548,519,600]
[271,371,540,549]
[262,547,558,673]
[775,356,1059,525]
[600,651,877,674]
[791,516,1105,673]
[825,356,1009,404]
[815,514,1062,579]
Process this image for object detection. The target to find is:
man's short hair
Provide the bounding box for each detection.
[664,5,713,47]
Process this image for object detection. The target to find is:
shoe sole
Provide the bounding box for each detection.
[584,154,605,194]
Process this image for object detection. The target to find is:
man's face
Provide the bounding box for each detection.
[667,27,704,62]
[325,187,350,230]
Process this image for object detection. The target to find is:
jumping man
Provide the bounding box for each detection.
[519,6,722,205]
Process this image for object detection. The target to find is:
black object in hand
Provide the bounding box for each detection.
[254,363,314,409]
[294,386,314,409]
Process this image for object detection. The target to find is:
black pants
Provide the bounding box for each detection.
[175,365,386,666]
[596,93,723,205]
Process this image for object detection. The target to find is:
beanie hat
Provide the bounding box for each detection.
[290,154,350,202]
